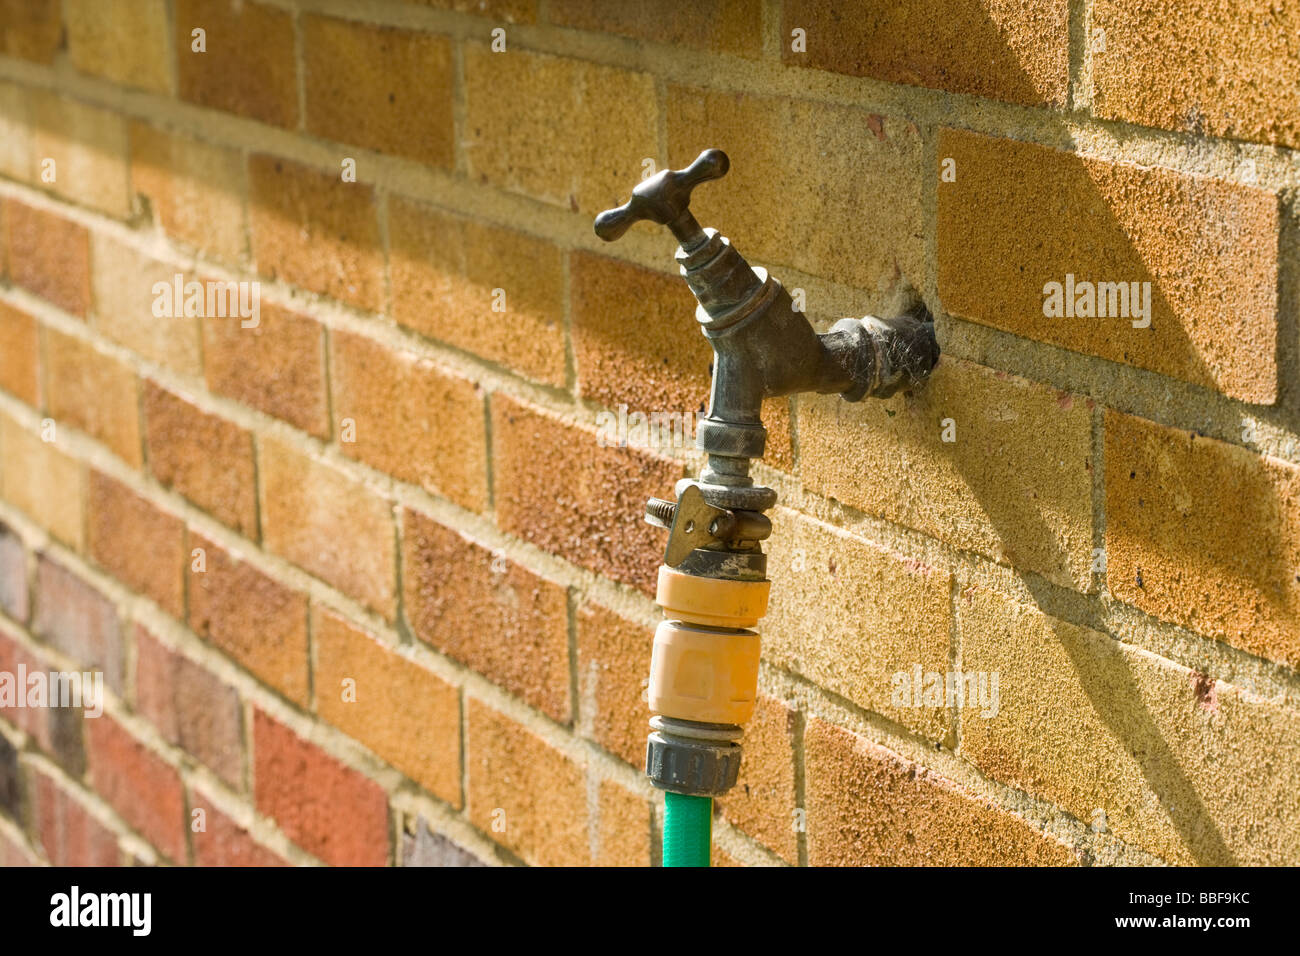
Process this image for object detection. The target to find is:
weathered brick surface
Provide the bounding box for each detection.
[668,89,924,292]
[30,765,121,867]
[0,82,26,185]
[130,123,247,265]
[259,438,396,620]
[0,734,20,819]
[463,45,657,215]
[0,523,25,623]
[0,626,86,770]
[1092,0,1300,149]
[188,532,309,707]
[782,0,1069,107]
[5,200,91,316]
[466,698,589,866]
[937,128,1279,404]
[491,394,680,593]
[551,0,761,56]
[0,414,85,549]
[135,627,243,789]
[800,359,1095,590]
[87,471,187,619]
[402,509,570,723]
[86,715,187,862]
[388,198,567,387]
[303,16,454,168]
[202,302,329,438]
[44,327,142,467]
[0,0,63,63]
[31,554,123,696]
[331,331,488,511]
[174,0,298,128]
[253,709,389,866]
[248,155,384,311]
[574,602,651,766]
[0,301,38,405]
[1105,411,1300,669]
[190,790,287,866]
[717,694,799,862]
[314,607,461,805]
[27,90,131,218]
[806,718,1076,866]
[596,779,652,867]
[65,0,172,93]
[959,587,1300,865]
[143,380,258,537]
[401,818,484,867]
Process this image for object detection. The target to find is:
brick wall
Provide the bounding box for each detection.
[0,0,1297,867]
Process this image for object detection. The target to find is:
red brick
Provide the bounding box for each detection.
[203,303,328,438]
[135,627,242,789]
[30,765,120,867]
[302,15,453,167]
[87,472,186,619]
[0,827,38,866]
[331,331,488,511]
[174,0,298,128]
[86,715,187,862]
[491,395,680,593]
[142,381,257,537]
[248,154,384,311]
[0,626,86,771]
[574,602,651,766]
[5,200,91,317]
[31,553,123,697]
[253,709,389,866]
[0,301,38,405]
[188,533,309,707]
[190,790,286,866]
[402,509,570,723]
[782,0,1069,107]
[0,523,25,623]
[313,607,461,805]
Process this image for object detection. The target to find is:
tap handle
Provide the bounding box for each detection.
[594,148,728,247]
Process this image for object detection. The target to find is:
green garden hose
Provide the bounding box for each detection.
[663,791,712,867]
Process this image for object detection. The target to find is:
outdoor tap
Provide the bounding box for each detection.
[595,148,940,478]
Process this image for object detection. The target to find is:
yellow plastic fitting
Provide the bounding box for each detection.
[655,566,770,629]
[647,620,761,725]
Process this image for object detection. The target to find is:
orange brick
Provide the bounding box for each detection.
[65,0,171,93]
[596,779,652,866]
[782,0,1069,107]
[5,200,91,317]
[805,718,1075,866]
[303,15,453,168]
[190,790,287,866]
[249,154,384,311]
[959,587,1300,865]
[0,301,38,404]
[799,359,1095,590]
[550,0,761,56]
[130,123,247,264]
[0,82,27,186]
[188,533,309,706]
[87,471,186,619]
[937,128,1279,404]
[27,90,131,218]
[135,626,243,789]
[575,602,651,766]
[202,302,328,438]
[1093,1,1300,149]
[402,0,535,21]
[331,331,488,511]
[0,0,62,63]
[143,381,257,537]
[174,0,298,128]
[402,508,571,723]
[259,438,396,620]
[86,715,187,862]
[491,395,680,593]
[43,327,142,466]
[717,694,798,863]
[463,45,658,214]
[0,413,85,549]
[465,698,588,866]
[1105,411,1300,669]
[314,607,461,805]
[253,709,389,866]
[668,89,923,292]
[388,198,567,387]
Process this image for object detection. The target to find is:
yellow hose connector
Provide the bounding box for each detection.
[654,565,769,629]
